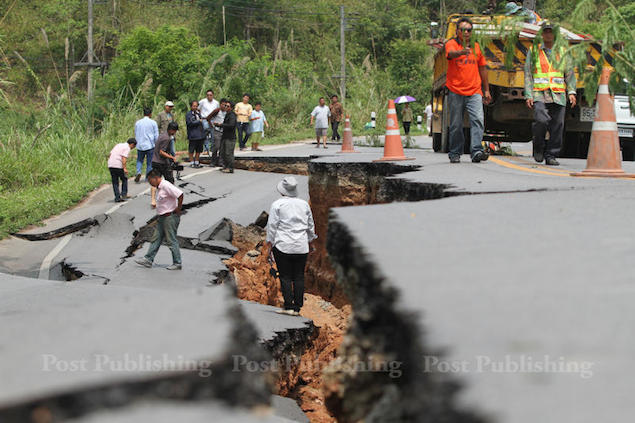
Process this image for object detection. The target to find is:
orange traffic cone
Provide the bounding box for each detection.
[338,115,358,153]
[374,99,414,162]
[571,67,635,178]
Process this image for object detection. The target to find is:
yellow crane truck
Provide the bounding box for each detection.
[430,14,612,158]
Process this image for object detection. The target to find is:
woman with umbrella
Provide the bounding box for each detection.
[395,95,416,135]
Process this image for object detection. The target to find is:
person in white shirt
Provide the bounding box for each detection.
[424,103,433,134]
[310,97,331,149]
[107,138,137,202]
[264,176,317,316]
[245,102,269,151]
[198,89,219,155]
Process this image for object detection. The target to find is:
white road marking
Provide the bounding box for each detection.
[38,234,72,280]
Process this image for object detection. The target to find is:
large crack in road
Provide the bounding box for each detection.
[4,145,623,422]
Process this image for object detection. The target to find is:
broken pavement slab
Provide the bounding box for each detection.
[327,188,635,422]
[0,272,272,420]
[68,399,303,423]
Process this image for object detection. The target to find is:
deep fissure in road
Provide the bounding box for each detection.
[22,158,490,421]
[228,157,479,422]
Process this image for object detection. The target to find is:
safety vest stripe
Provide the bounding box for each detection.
[533,49,565,93]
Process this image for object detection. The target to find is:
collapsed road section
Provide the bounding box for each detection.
[5,143,635,422]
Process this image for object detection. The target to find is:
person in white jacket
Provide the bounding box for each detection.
[264,176,317,316]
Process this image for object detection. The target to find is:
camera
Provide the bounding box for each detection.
[169,161,184,171]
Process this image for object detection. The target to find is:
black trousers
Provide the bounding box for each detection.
[273,247,308,312]
[532,101,565,159]
[151,162,174,183]
[331,121,340,141]
[403,121,411,135]
[109,168,127,200]
[237,122,250,149]
[222,138,236,170]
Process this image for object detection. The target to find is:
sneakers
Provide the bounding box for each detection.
[471,151,489,163]
[134,173,141,183]
[166,263,182,270]
[449,156,461,163]
[135,257,152,268]
[545,157,560,166]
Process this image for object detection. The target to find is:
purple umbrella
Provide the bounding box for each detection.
[395,95,416,104]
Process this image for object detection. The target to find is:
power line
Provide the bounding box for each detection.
[222,1,338,16]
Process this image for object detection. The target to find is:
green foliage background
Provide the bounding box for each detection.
[0,0,632,236]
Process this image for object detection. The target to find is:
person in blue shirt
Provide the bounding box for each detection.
[134,107,159,183]
[244,102,269,151]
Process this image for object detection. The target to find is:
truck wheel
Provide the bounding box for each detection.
[621,139,634,161]
[433,133,442,152]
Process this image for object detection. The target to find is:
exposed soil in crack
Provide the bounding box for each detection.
[233,157,310,175]
[223,219,351,422]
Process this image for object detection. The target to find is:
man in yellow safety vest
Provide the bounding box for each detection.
[524,21,577,166]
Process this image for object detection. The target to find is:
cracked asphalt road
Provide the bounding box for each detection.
[2,138,635,422]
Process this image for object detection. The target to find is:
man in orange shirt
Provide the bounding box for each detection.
[445,17,492,163]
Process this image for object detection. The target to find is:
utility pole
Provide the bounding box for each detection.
[76,0,107,100]
[222,5,227,45]
[340,5,346,102]
[87,0,94,100]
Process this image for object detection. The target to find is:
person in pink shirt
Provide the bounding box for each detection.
[135,169,184,270]
[107,138,137,203]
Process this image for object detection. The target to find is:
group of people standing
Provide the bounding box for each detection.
[444,17,575,165]
[124,90,269,185]
[310,95,343,148]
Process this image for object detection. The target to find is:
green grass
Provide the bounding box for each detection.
[0,100,316,238]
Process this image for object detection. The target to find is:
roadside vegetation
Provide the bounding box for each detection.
[0,0,632,237]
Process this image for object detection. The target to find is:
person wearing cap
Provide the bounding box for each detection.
[445,16,491,163]
[156,101,176,159]
[504,2,540,24]
[264,176,317,316]
[156,101,175,134]
[135,168,183,271]
[525,21,576,166]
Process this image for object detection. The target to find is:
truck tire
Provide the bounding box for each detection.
[621,139,634,161]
